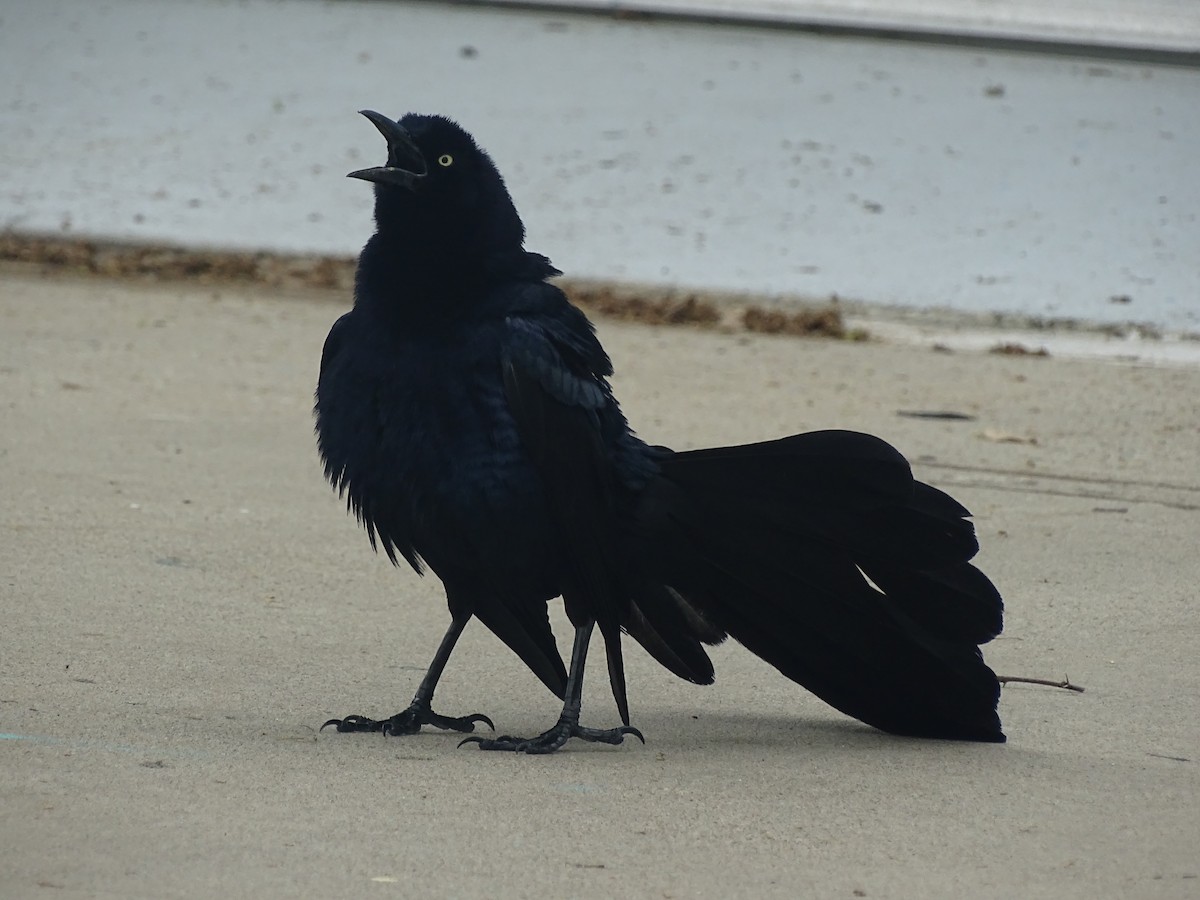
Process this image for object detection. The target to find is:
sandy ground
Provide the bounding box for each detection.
[1,270,1198,899]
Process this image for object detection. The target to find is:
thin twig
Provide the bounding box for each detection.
[997,674,1085,693]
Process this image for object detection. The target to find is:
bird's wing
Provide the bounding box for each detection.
[450,579,570,701]
[500,302,634,724]
[318,312,351,382]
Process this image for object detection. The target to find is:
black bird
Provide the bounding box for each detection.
[315,111,1006,753]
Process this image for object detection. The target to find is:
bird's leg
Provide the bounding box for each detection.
[321,615,494,735]
[460,621,643,754]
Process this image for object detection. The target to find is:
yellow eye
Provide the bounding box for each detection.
[437,154,453,167]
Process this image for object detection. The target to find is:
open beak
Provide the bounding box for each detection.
[347,110,427,188]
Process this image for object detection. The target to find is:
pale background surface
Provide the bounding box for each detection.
[1,0,1196,329]
[517,0,1200,51]
[3,3,1198,892]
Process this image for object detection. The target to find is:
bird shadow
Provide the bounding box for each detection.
[642,708,1005,759]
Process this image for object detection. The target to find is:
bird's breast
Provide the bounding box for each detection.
[319,331,559,579]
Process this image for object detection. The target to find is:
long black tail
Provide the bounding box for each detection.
[626,430,1005,743]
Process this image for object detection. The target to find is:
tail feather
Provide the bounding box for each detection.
[858,560,1004,645]
[623,582,719,685]
[634,430,1005,743]
[666,431,914,509]
[599,619,632,727]
[661,433,980,571]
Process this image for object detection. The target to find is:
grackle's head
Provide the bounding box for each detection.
[348,110,525,256]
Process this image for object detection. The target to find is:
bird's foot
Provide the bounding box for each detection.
[321,704,494,736]
[459,716,644,754]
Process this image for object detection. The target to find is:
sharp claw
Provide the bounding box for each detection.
[322,708,494,737]
[460,722,643,753]
[424,712,495,733]
[327,710,637,751]
[459,734,524,750]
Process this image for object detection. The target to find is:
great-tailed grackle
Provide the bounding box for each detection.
[315,111,1005,753]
